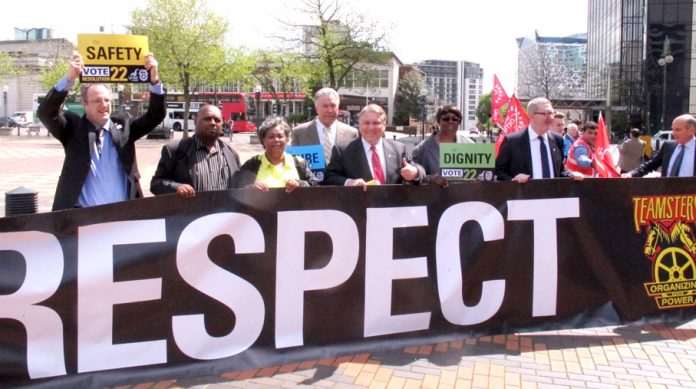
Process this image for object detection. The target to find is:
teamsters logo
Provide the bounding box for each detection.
[633,195,696,309]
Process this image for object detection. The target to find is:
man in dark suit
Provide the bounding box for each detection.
[151,105,240,198]
[623,114,696,178]
[291,87,358,163]
[495,97,578,182]
[38,51,166,211]
[322,104,424,189]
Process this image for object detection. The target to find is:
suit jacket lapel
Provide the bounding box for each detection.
[548,134,562,177]
[221,144,238,176]
[356,141,373,180]
[521,129,532,174]
[109,121,124,152]
[308,121,321,145]
[185,138,199,184]
[661,143,676,176]
[383,140,399,184]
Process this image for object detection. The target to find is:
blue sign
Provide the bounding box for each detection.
[285,145,326,170]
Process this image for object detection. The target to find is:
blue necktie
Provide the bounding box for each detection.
[539,136,551,178]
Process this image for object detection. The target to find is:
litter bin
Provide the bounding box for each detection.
[5,187,38,217]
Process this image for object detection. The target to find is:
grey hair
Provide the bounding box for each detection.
[314,87,340,103]
[257,116,291,140]
[526,97,552,114]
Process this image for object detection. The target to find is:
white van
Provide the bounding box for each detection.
[162,102,201,131]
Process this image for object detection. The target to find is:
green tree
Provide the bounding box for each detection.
[129,0,229,137]
[39,58,69,90]
[476,93,493,130]
[280,0,390,90]
[0,52,16,77]
[252,50,313,116]
[393,71,425,125]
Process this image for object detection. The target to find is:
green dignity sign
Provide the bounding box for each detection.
[439,143,495,181]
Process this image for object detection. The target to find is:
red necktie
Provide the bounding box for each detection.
[370,145,385,184]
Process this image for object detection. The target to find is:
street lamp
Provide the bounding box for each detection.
[253,84,262,127]
[419,87,428,141]
[2,86,11,135]
[658,35,673,130]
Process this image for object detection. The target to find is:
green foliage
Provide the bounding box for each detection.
[0,52,26,83]
[39,57,71,91]
[476,93,493,129]
[253,50,313,106]
[0,52,16,77]
[129,0,229,136]
[283,0,389,90]
[285,113,307,125]
[393,71,425,125]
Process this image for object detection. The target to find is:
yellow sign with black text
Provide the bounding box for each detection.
[633,194,696,309]
[77,34,150,83]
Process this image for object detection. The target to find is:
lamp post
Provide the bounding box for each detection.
[657,35,673,130]
[3,86,9,134]
[253,84,262,127]
[419,87,429,141]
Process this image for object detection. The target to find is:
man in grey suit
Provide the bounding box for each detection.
[623,114,696,178]
[322,104,424,189]
[38,50,166,211]
[291,87,358,163]
[151,105,240,198]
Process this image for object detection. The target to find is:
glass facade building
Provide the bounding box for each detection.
[587,0,696,132]
[413,60,483,130]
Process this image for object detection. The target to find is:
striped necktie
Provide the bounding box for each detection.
[322,126,333,164]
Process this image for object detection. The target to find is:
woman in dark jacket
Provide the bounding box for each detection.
[232,117,318,192]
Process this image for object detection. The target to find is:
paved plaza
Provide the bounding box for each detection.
[1,130,696,388]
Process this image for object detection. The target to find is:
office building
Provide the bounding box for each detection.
[413,60,483,131]
[516,32,587,100]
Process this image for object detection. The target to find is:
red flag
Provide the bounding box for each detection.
[495,95,529,157]
[594,113,621,178]
[491,74,509,125]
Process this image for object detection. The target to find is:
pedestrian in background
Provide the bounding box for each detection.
[618,128,646,173]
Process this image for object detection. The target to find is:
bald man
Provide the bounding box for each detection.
[623,114,696,177]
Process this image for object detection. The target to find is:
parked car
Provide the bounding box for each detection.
[146,124,174,139]
[651,130,673,156]
[0,116,18,128]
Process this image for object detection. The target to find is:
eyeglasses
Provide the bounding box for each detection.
[440,116,461,123]
[534,111,555,117]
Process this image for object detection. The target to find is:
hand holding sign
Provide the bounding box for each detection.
[400,158,419,181]
[67,51,85,83]
[144,52,159,85]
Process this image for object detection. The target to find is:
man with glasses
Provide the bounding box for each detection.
[622,114,696,178]
[495,97,574,182]
[38,50,166,211]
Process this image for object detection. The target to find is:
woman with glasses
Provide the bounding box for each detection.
[412,105,473,187]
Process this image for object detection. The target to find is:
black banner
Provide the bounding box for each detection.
[1,179,695,388]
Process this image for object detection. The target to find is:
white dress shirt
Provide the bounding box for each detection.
[527,126,555,179]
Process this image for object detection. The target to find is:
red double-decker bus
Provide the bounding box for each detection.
[196,92,257,133]
[165,92,257,133]
[165,91,306,133]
